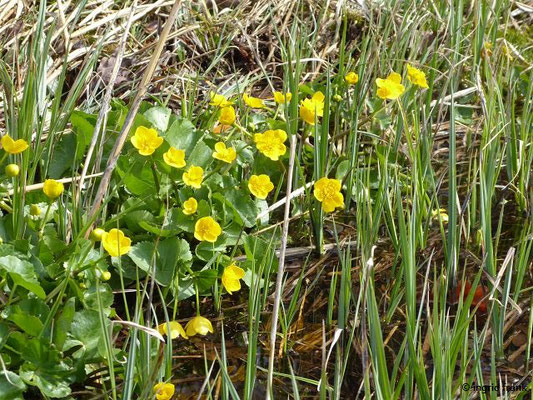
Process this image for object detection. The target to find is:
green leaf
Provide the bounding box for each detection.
[83,284,113,314]
[187,140,213,168]
[0,371,25,400]
[213,189,258,228]
[70,310,103,354]
[195,269,218,292]
[144,106,171,131]
[335,160,351,181]
[128,242,155,273]
[195,240,227,261]
[47,133,77,178]
[116,156,156,196]
[156,238,190,286]
[164,118,196,152]
[53,297,75,350]
[0,256,46,298]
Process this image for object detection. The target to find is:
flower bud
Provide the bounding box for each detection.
[5,164,20,177]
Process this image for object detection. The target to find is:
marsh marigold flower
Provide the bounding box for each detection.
[218,106,236,126]
[406,64,429,88]
[273,91,292,104]
[376,72,405,100]
[194,216,222,242]
[313,177,344,213]
[130,126,163,156]
[182,166,204,189]
[212,142,236,163]
[185,315,213,336]
[153,382,175,400]
[157,321,188,339]
[254,129,287,161]
[102,228,131,257]
[248,174,274,199]
[345,72,359,85]
[209,92,232,107]
[43,179,64,200]
[163,147,186,168]
[299,91,325,125]
[243,93,265,109]
[222,263,245,294]
[182,197,198,215]
[1,134,28,154]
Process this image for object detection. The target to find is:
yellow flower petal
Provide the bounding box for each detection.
[182,166,204,189]
[1,135,29,154]
[219,106,236,126]
[43,179,64,200]
[194,216,222,242]
[102,228,132,257]
[157,321,188,339]
[212,142,237,163]
[131,126,163,156]
[183,197,198,215]
[345,72,359,84]
[243,93,265,109]
[313,178,344,213]
[163,147,186,168]
[248,174,274,199]
[153,382,175,400]
[185,316,213,336]
[254,130,287,161]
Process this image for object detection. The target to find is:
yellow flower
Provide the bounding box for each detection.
[299,91,325,125]
[248,174,274,199]
[212,142,236,163]
[313,177,344,213]
[243,93,265,109]
[254,129,287,161]
[153,382,175,400]
[1,135,29,154]
[182,166,204,189]
[406,64,428,89]
[431,208,449,224]
[185,315,213,337]
[209,92,232,107]
[101,228,131,257]
[273,91,292,104]
[194,216,222,242]
[130,126,163,156]
[163,147,186,169]
[345,72,359,84]
[182,197,198,215]
[157,321,188,339]
[218,106,236,126]
[222,263,245,294]
[375,72,405,99]
[43,179,64,200]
